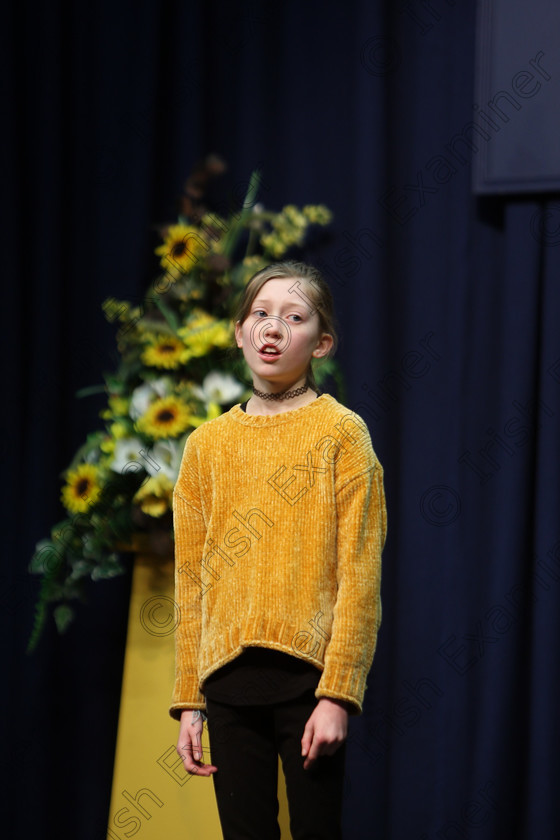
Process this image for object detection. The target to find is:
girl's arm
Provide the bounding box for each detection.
[170,487,207,716]
[172,436,217,775]
[170,435,208,719]
[301,430,386,762]
[317,430,387,713]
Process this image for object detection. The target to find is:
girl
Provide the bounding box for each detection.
[171,261,386,839]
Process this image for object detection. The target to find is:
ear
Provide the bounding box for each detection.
[312,333,334,359]
[234,321,243,348]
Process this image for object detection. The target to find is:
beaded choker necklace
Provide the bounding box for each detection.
[252,384,309,401]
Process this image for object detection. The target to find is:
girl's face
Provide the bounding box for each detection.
[235,277,333,388]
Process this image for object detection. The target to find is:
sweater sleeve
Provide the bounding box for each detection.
[169,434,208,720]
[316,424,387,715]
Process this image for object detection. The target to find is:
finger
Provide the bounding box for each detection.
[301,720,314,758]
[304,741,320,769]
[303,752,316,770]
[303,732,322,770]
[178,741,200,767]
[188,761,218,776]
[185,761,217,776]
[179,747,218,776]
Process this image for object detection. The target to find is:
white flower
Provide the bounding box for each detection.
[191,372,244,405]
[110,437,146,474]
[143,440,183,482]
[129,378,170,420]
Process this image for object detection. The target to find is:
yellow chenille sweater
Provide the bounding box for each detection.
[170,394,387,719]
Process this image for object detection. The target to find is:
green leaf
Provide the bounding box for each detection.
[29,541,55,574]
[76,384,107,398]
[103,374,127,393]
[220,169,262,259]
[26,578,49,653]
[91,554,125,581]
[248,168,263,203]
[53,604,75,634]
[136,317,175,336]
[153,298,181,332]
[68,560,94,581]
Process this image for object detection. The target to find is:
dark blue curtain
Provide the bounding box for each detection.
[5,1,559,838]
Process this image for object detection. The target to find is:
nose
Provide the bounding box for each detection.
[263,318,284,342]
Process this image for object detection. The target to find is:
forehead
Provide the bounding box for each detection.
[253,276,312,304]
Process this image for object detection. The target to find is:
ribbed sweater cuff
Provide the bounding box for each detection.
[317,661,368,715]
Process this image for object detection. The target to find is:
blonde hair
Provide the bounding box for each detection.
[233,261,338,391]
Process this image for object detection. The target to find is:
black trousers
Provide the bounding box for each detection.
[206,690,346,840]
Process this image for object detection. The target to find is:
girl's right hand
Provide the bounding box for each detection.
[176,709,218,776]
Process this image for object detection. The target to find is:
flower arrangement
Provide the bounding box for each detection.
[28,157,337,650]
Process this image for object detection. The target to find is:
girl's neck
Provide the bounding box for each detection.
[245,379,320,416]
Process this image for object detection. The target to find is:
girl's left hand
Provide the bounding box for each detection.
[301,697,350,770]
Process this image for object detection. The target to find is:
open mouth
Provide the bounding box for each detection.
[259,344,282,357]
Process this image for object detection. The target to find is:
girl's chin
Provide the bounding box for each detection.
[252,376,307,391]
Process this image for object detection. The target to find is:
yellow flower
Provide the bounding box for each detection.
[303,205,332,225]
[259,205,315,258]
[235,255,267,287]
[109,396,130,416]
[260,232,289,258]
[102,297,130,323]
[178,310,233,359]
[190,401,222,427]
[155,225,210,274]
[100,437,115,455]
[181,310,214,331]
[133,474,174,518]
[136,396,192,439]
[101,396,130,421]
[243,255,265,270]
[110,422,129,439]
[61,464,102,514]
[185,323,231,358]
[282,205,308,228]
[141,335,186,370]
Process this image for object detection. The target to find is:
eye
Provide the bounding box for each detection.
[253,309,267,318]
[288,314,303,322]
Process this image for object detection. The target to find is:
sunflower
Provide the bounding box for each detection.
[141,335,186,370]
[133,474,174,518]
[61,464,103,514]
[155,224,210,274]
[136,395,192,439]
[178,311,233,360]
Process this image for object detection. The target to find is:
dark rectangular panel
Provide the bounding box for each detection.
[473,0,560,194]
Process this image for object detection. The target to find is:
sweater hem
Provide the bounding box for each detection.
[199,638,324,688]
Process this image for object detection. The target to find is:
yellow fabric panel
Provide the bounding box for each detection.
[108,552,292,838]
